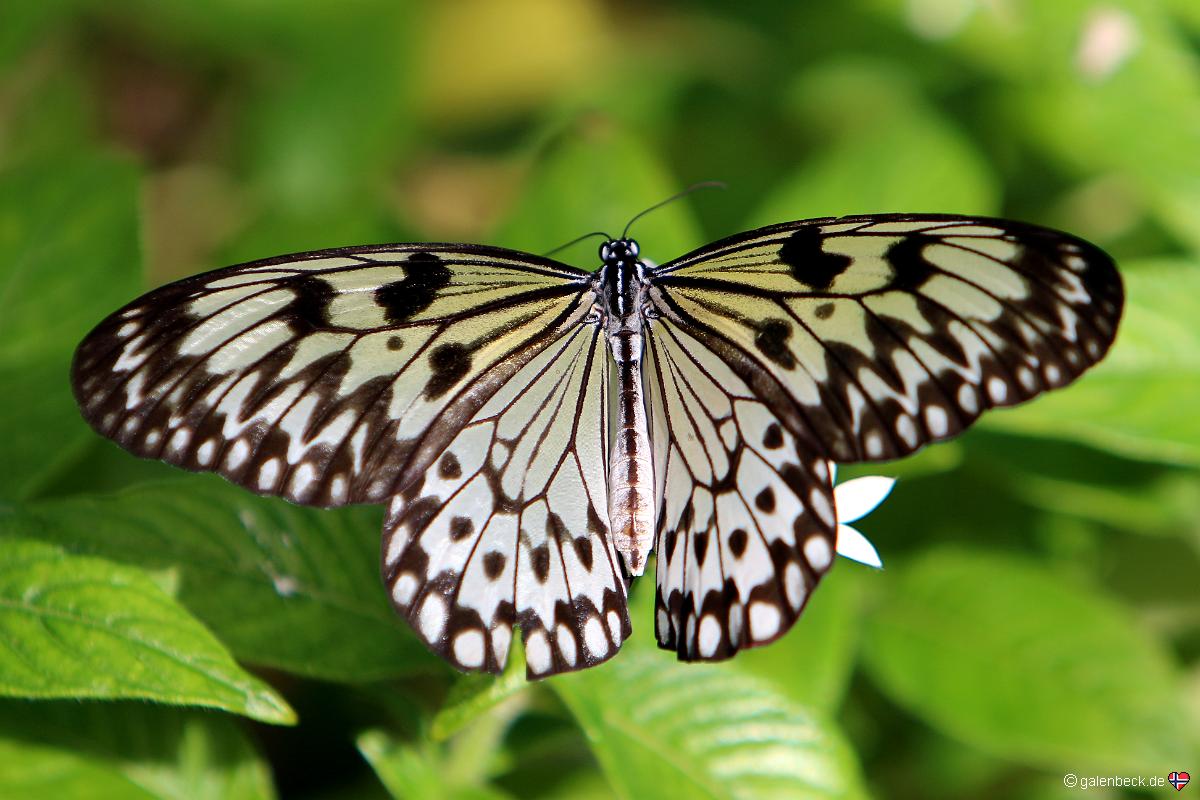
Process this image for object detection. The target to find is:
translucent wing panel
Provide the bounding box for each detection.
[648,214,1123,462]
[382,323,630,677]
[645,317,836,660]
[72,244,590,506]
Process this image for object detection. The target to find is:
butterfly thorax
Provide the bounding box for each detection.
[596,239,655,577]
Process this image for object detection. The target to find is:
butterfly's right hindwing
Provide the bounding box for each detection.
[72,244,591,507]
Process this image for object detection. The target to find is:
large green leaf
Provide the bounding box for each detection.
[552,652,867,800]
[0,537,293,724]
[5,479,440,681]
[0,701,275,800]
[985,259,1200,465]
[862,548,1196,772]
[0,154,141,501]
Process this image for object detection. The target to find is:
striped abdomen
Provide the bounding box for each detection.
[607,326,655,575]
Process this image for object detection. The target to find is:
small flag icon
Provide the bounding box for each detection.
[1169,772,1190,791]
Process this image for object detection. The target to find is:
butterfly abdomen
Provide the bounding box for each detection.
[607,327,655,576]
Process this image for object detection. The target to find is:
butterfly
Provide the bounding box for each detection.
[72,213,1123,678]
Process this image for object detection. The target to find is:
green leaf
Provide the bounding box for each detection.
[6,478,440,681]
[862,548,1196,772]
[984,259,1200,465]
[431,647,528,742]
[0,701,275,800]
[0,537,293,725]
[0,153,141,501]
[358,729,512,800]
[551,652,868,800]
[493,121,703,266]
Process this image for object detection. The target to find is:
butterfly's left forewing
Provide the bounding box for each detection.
[72,244,592,506]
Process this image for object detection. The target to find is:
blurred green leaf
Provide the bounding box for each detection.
[493,121,703,265]
[0,153,141,501]
[985,259,1200,464]
[863,548,1196,772]
[0,537,293,724]
[0,701,275,800]
[552,652,868,800]
[431,651,527,742]
[358,729,512,800]
[752,62,997,226]
[0,0,76,67]
[4,478,440,681]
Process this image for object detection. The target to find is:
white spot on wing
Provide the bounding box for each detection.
[525,629,551,674]
[698,615,721,657]
[804,535,833,572]
[748,602,780,640]
[453,629,485,668]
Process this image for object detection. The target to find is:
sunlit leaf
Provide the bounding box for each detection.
[552,652,868,799]
[0,701,275,800]
[4,480,440,681]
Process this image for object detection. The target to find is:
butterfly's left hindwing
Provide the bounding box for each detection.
[382,321,631,677]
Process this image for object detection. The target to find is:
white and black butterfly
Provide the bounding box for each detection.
[72,213,1123,677]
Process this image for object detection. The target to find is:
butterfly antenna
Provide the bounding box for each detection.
[621,180,727,240]
[541,231,613,258]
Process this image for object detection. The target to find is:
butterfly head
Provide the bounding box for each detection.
[600,238,640,267]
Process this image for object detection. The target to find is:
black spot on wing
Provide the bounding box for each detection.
[728,528,748,558]
[753,319,796,369]
[573,536,594,571]
[376,251,452,323]
[762,423,784,449]
[693,530,710,565]
[288,275,336,331]
[531,544,551,583]
[439,452,462,480]
[450,516,474,541]
[424,343,472,399]
[885,234,936,291]
[483,551,506,580]
[778,226,851,290]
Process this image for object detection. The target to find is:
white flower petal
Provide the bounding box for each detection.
[836,524,884,569]
[833,476,895,523]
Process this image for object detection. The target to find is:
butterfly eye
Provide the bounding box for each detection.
[599,243,612,261]
[626,240,640,258]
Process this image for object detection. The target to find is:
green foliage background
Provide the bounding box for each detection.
[1,1,1198,797]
